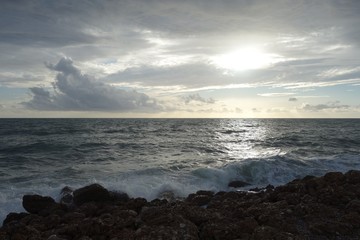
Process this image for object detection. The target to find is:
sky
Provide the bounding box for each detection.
[1,0,360,118]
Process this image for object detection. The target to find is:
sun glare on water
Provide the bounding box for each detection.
[213,47,281,71]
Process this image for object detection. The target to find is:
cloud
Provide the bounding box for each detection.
[1,0,360,118]
[235,107,242,113]
[289,97,298,102]
[300,101,350,112]
[258,92,295,97]
[23,58,162,112]
[182,93,215,104]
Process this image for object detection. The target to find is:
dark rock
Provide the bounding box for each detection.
[78,202,99,217]
[109,191,129,202]
[124,197,148,213]
[22,195,56,214]
[186,194,212,206]
[136,214,199,240]
[149,198,168,207]
[251,226,278,240]
[228,180,250,188]
[346,199,360,213]
[196,190,214,196]
[200,219,253,239]
[73,184,111,206]
[60,186,73,206]
[3,212,28,226]
[345,170,360,184]
[323,171,345,183]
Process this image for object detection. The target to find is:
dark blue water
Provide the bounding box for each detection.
[0,118,359,222]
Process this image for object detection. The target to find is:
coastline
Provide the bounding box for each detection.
[2,170,360,239]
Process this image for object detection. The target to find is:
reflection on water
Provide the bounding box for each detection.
[217,119,272,160]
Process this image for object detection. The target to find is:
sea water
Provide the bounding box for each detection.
[0,118,359,223]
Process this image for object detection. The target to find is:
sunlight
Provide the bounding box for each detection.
[212,47,280,71]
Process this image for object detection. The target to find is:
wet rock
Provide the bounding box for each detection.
[228,180,250,188]
[158,191,176,202]
[196,190,214,196]
[109,191,129,202]
[73,184,111,206]
[22,195,56,214]
[250,184,274,192]
[60,186,73,206]
[186,193,212,206]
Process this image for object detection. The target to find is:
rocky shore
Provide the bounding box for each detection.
[2,170,360,239]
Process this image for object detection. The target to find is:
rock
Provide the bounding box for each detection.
[345,170,360,184]
[249,184,274,192]
[196,190,214,196]
[109,191,129,202]
[73,184,111,206]
[251,226,277,240]
[60,186,73,206]
[136,214,199,240]
[22,195,56,214]
[3,212,28,226]
[324,171,345,183]
[228,180,250,188]
[47,235,67,240]
[158,191,176,202]
[124,198,147,213]
[186,194,212,206]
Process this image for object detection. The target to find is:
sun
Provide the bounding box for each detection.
[212,47,280,71]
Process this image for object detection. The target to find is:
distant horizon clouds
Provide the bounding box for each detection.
[1,0,360,117]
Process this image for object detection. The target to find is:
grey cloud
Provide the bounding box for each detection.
[0,73,44,87]
[300,101,350,112]
[105,63,281,89]
[182,93,215,104]
[289,97,298,102]
[23,58,162,112]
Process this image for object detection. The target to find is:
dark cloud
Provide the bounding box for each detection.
[289,97,298,102]
[23,58,162,112]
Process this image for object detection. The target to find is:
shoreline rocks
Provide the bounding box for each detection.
[2,170,360,239]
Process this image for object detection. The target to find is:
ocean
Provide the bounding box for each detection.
[0,118,359,223]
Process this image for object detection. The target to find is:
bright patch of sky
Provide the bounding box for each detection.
[0,0,360,117]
